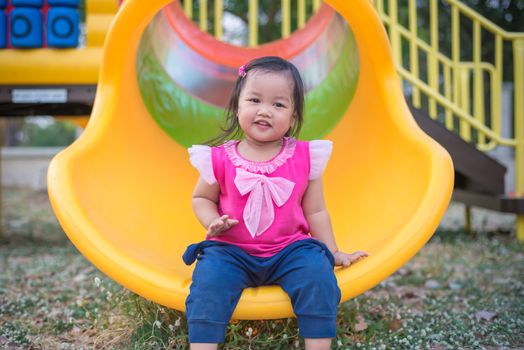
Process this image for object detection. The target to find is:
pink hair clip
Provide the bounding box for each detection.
[238,64,247,78]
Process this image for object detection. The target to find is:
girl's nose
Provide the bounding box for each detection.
[256,106,271,117]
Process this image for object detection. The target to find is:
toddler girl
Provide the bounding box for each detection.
[184,56,368,350]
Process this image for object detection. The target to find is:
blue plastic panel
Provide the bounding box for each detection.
[12,0,44,7]
[10,8,43,48]
[0,11,6,48]
[47,7,79,48]
[48,0,80,7]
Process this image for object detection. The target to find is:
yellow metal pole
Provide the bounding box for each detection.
[473,20,485,145]
[214,0,223,40]
[465,205,472,235]
[428,0,438,119]
[452,5,460,132]
[249,0,258,46]
[376,0,384,16]
[460,68,472,142]
[313,0,321,12]
[298,0,306,29]
[199,0,208,32]
[282,0,291,38]
[493,35,503,139]
[408,0,420,108]
[388,0,401,86]
[444,64,453,130]
[513,38,524,241]
[183,0,192,19]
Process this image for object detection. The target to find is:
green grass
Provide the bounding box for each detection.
[1,188,523,349]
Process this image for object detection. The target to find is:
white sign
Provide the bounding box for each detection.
[12,89,68,103]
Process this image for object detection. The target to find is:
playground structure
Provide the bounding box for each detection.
[0,0,521,318]
[0,0,118,118]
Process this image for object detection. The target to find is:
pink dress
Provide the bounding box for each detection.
[188,137,332,257]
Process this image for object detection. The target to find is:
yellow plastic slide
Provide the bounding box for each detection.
[48,0,454,319]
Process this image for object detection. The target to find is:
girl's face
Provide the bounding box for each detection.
[237,70,295,144]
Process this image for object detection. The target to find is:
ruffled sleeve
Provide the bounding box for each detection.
[188,145,217,185]
[308,140,333,180]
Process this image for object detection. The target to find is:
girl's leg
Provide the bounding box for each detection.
[269,241,341,343]
[304,338,332,350]
[190,344,218,350]
[186,245,252,345]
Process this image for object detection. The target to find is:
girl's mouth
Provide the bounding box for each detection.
[254,121,271,128]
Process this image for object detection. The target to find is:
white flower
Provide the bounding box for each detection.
[245,327,253,337]
[94,277,101,288]
[337,340,343,347]
[283,334,288,339]
[154,320,161,328]
[168,324,175,331]
[175,317,181,327]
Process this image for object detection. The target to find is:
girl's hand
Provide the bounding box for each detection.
[206,215,239,237]
[333,250,369,267]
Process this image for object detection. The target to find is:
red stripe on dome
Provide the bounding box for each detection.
[162,0,335,68]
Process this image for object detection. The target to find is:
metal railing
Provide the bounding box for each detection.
[374,1,522,146]
[182,0,321,46]
[372,0,523,238]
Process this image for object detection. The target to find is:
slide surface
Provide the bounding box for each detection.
[48,0,454,319]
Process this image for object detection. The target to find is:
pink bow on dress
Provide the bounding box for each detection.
[234,168,295,238]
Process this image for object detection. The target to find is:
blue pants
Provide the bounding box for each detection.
[182,238,341,343]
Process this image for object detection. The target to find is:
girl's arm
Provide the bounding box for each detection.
[302,176,338,254]
[192,177,221,229]
[192,177,238,235]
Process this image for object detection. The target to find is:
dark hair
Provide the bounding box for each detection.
[206,56,305,146]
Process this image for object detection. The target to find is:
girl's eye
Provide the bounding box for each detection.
[274,103,286,108]
[248,98,260,103]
